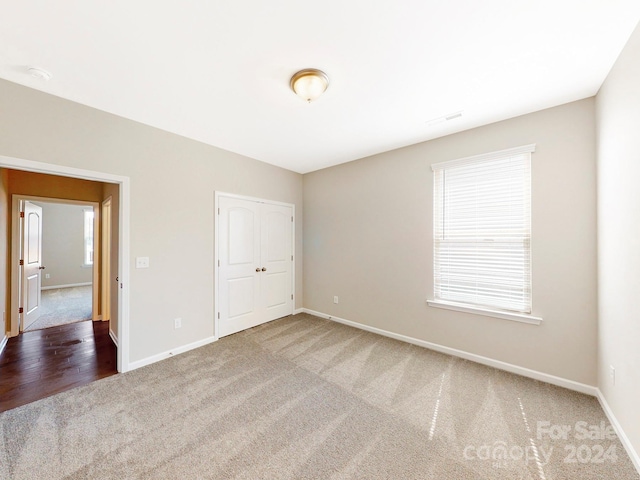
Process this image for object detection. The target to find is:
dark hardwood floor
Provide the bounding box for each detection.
[0,320,117,413]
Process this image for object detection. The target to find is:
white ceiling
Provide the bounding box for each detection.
[1,1,639,174]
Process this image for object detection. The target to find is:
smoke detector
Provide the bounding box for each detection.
[426,110,463,127]
[27,67,52,81]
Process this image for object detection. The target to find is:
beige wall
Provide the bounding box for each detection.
[304,98,597,385]
[596,22,640,457]
[38,202,93,288]
[0,78,303,363]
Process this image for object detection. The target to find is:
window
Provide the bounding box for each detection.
[431,144,535,316]
[83,208,94,266]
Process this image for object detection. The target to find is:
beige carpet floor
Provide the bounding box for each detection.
[24,286,92,332]
[1,313,637,479]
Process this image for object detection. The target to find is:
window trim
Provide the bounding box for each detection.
[430,143,539,323]
[427,299,542,325]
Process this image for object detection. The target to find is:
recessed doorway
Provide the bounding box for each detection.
[11,196,100,334]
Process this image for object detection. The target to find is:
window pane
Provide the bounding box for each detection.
[84,209,94,266]
[433,148,532,313]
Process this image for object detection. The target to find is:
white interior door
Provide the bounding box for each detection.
[21,201,44,331]
[218,196,293,337]
[261,204,293,321]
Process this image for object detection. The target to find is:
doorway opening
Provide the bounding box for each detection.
[0,156,130,374]
[16,197,100,333]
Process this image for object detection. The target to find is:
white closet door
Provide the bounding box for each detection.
[218,196,293,337]
[261,203,293,322]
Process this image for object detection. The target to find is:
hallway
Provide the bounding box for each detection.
[0,320,116,412]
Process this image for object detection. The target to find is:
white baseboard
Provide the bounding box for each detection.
[302,308,598,397]
[596,390,640,475]
[128,336,218,371]
[0,334,8,356]
[109,329,119,348]
[41,282,92,291]
[293,308,304,315]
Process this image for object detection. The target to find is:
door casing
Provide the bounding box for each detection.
[11,195,100,335]
[101,197,112,322]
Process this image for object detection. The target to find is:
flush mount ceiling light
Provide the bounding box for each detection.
[290,69,329,103]
[27,66,52,81]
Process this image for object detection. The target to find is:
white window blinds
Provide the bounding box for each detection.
[432,145,534,313]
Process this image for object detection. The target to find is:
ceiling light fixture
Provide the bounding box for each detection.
[27,66,52,81]
[290,69,329,103]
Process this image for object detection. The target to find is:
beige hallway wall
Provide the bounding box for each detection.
[304,98,597,385]
[39,202,93,288]
[0,78,304,364]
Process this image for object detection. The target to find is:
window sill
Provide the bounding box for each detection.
[426,300,542,325]
[81,264,93,269]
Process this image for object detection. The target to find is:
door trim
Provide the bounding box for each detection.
[0,154,131,373]
[214,191,295,338]
[101,196,112,323]
[11,195,101,334]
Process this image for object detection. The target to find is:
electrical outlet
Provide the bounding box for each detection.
[45,273,50,279]
[136,257,150,268]
[174,318,182,329]
[333,296,339,304]
[610,365,615,386]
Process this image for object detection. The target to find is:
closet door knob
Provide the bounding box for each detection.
[261,267,267,272]
[256,268,261,273]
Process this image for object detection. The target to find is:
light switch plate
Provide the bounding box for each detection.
[136,257,150,268]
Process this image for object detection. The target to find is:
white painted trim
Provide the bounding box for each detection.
[427,300,543,325]
[41,282,92,291]
[101,196,112,323]
[214,192,296,339]
[214,191,294,208]
[128,336,218,371]
[596,390,640,475]
[293,308,304,315]
[214,194,219,339]
[0,334,8,356]
[109,328,119,348]
[10,196,21,337]
[302,308,597,396]
[0,154,131,374]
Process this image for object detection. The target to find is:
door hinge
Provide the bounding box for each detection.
[291,216,293,222]
[291,294,293,300]
[19,259,24,266]
[18,307,23,314]
[19,211,24,218]
[291,255,293,261]
[218,260,220,267]
[217,312,220,319]
[218,208,220,215]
